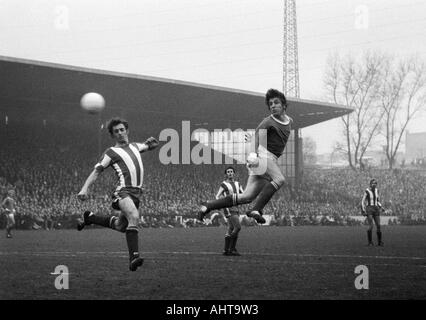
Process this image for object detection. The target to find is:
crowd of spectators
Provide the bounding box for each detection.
[1,123,426,230]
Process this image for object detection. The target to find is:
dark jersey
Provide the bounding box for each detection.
[256,115,292,158]
[2,196,15,213]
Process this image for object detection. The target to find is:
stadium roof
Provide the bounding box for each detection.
[0,55,352,131]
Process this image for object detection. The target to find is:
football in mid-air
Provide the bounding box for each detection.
[246,152,259,168]
[80,92,105,114]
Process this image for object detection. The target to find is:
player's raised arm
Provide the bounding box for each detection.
[77,168,101,201]
[145,136,159,150]
[137,137,159,153]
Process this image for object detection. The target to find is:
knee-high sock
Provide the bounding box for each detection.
[229,234,238,252]
[367,230,372,243]
[88,214,115,229]
[126,227,139,260]
[229,224,240,252]
[224,235,231,252]
[377,231,382,243]
[205,194,238,211]
[251,182,280,212]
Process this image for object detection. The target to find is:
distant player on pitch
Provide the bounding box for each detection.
[77,117,159,271]
[215,167,244,256]
[2,189,16,238]
[198,88,292,224]
[361,179,384,246]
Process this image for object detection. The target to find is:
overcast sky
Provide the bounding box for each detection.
[1,0,426,153]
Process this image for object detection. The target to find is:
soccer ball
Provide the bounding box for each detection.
[80,92,105,114]
[246,152,259,168]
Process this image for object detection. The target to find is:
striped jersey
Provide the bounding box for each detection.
[220,180,244,196]
[256,115,292,158]
[95,142,148,190]
[365,187,381,207]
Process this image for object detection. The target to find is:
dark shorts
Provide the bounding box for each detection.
[366,206,381,217]
[112,187,142,211]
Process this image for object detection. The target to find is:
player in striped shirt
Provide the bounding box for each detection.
[77,117,159,271]
[198,89,292,224]
[216,167,244,256]
[361,179,384,246]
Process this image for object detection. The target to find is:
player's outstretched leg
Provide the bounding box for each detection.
[77,210,116,231]
[77,211,91,231]
[246,210,266,224]
[198,197,235,221]
[199,176,265,222]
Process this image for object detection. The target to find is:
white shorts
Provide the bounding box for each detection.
[247,147,285,185]
[6,213,15,225]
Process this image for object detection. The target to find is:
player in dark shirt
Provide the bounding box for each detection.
[361,179,384,246]
[198,89,292,224]
[2,189,16,238]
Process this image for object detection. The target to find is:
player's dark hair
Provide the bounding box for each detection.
[224,166,235,174]
[370,179,377,184]
[107,117,129,135]
[265,88,287,109]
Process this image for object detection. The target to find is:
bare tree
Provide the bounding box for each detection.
[379,57,426,170]
[330,141,347,167]
[324,52,386,170]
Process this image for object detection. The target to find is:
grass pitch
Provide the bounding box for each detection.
[1,226,425,300]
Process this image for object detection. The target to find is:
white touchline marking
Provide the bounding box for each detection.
[1,251,426,261]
